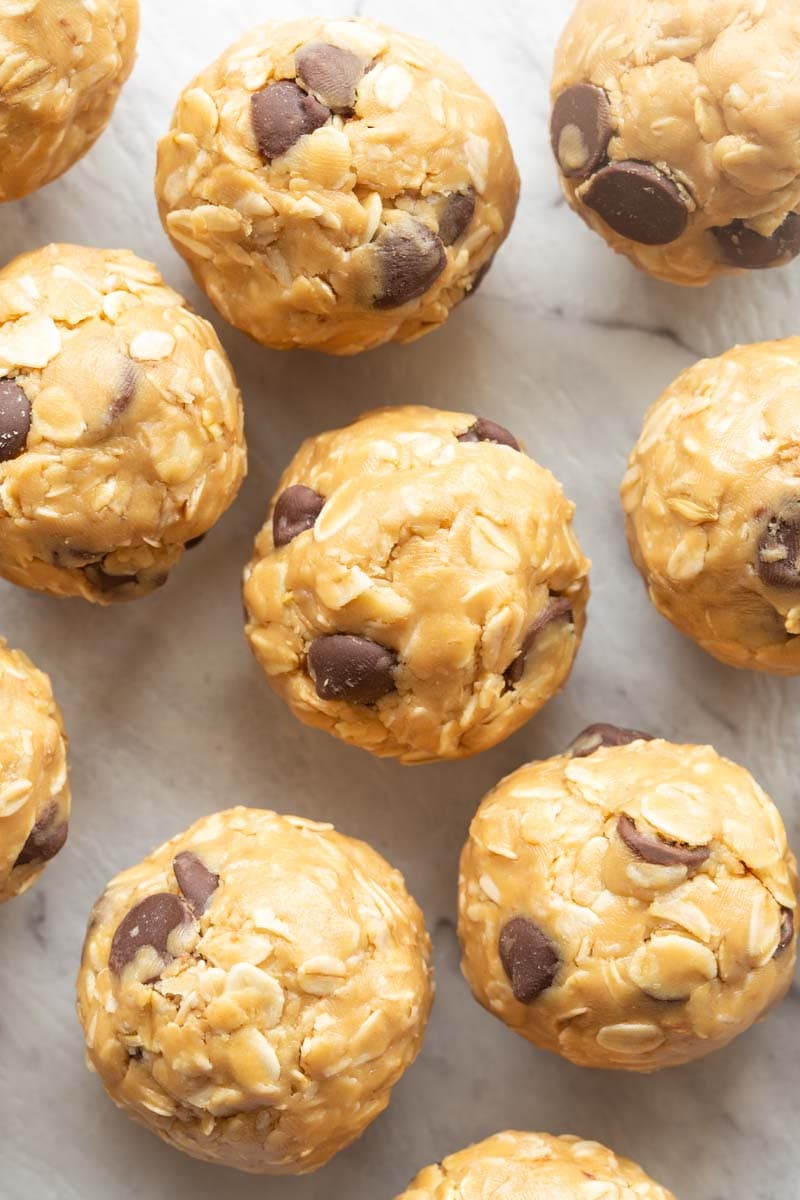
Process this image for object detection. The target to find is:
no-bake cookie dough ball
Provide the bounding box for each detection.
[551,0,800,286]
[156,16,519,355]
[622,339,800,673]
[0,244,246,604]
[396,1131,675,1200]
[458,726,798,1071]
[0,639,69,904]
[0,0,139,204]
[77,807,432,1174]
[243,407,589,763]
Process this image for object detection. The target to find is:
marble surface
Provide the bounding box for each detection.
[2,2,799,1198]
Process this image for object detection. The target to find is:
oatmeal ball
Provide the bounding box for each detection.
[458,727,798,1071]
[156,16,519,355]
[551,0,800,286]
[76,807,433,1175]
[0,0,139,204]
[622,339,800,673]
[0,244,246,604]
[0,639,69,904]
[396,1131,675,1200]
[243,406,589,763]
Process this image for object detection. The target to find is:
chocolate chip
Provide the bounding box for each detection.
[550,84,612,180]
[373,220,447,309]
[439,190,476,246]
[273,485,326,547]
[173,851,219,915]
[295,41,366,113]
[251,81,330,161]
[757,503,800,588]
[499,916,559,1003]
[504,596,573,687]
[308,634,397,704]
[109,893,194,976]
[568,723,654,758]
[0,380,31,463]
[713,213,800,270]
[185,533,206,551]
[108,361,137,424]
[582,161,689,246]
[776,907,795,956]
[617,813,709,871]
[457,417,519,450]
[14,803,68,866]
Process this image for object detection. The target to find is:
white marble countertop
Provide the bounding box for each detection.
[2,2,798,1198]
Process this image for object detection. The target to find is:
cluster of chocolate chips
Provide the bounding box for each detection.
[550,83,800,267]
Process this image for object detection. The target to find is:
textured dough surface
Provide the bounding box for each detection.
[0,0,139,203]
[552,0,800,286]
[622,338,800,672]
[243,406,589,763]
[156,16,519,354]
[76,807,433,1175]
[0,638,69,903]
[0,243,246,604]
[396,1131,675,1200]
[459,737,797,1071]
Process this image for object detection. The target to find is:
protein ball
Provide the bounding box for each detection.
[396,1131,675,1200]
[0,244,246,604]
[0,639,70,904]
[0,0,139,204]
[76,807,433,1175]
[243,406,589,763]
[622,339,800,673]
[551,0,800,286]
[156,16,519,355]
[458,734,798,1071]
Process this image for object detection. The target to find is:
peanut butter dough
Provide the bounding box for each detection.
[551,0,800,286]
[458,728,797,1071]
[0,638,69,904]
[622,339,800,672]
[0,244,246,604]
[156,17,519,355]
[396,1131,675,1200]
[76,807,433,1174]
[0,0,139,203]
[243,407,589,763]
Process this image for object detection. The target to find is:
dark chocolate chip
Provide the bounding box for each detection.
[14,803,68,866]
[273,485,326,548]
[582,161,689,246]
[173,851,219,915]
[109,893,194,976]
[504,597,573,687]
[756,504,800,588]
[550,84,612,180]
[185,533,206,551]
[295,41,366,113]
[568,723,654,758]
[776,907,795,956]
[439,190,476,246]
[457,417,519,451]
[713,213,800,270]
[308,634,397,704]
[373,220,447,309]
[0,380,31,463]
[108,361,137,424]
[499,916,559,1003]
[251,81,330,161]
[617,813,710,871]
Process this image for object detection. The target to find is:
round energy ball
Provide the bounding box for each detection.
[458,726,798,1071]
[0,244,246,604]
[0,0,139,203]
[0,639,69,904]
[156,16,519,355]
[396,1131,675,1200]
[243,406,589,763]
[551,0,800,286]
[622,339,800,673]
[76,807,433,1174]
